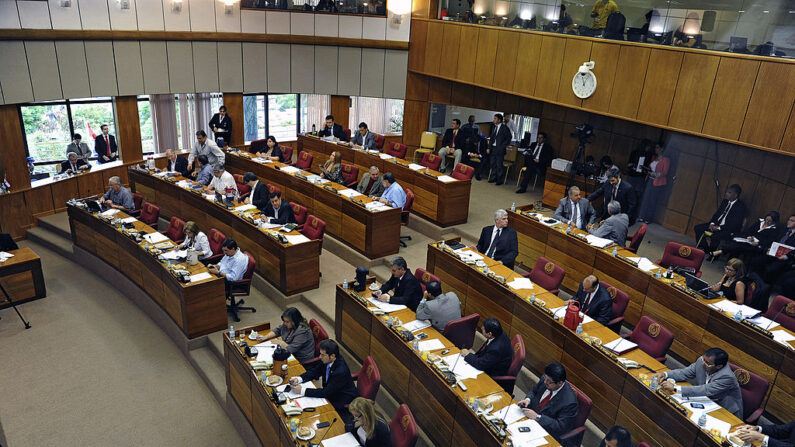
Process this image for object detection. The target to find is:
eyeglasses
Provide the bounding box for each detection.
[724,266,735,272]
[352,414,361,421]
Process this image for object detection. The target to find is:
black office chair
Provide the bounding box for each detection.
[0,233,18,251]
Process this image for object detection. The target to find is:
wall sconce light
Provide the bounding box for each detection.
[118,0,130,10]
[171,0,182,12]
[59,0,72,6]
[223,0,236,14]
[388,0,410,24]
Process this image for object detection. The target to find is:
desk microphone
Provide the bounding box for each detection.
[310,417,337,447]
[609,337,625,354]
[450,348,464,388]
[765,305,786,331]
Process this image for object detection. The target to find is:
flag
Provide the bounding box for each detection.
[1,175,10,193]
[87,123,97,140]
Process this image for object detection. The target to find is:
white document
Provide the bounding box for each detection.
[418,339,445,351]
[100,209,120,217]
[688,412,731,437]
[253,157,273,164]
[747,315,779,330]
[709,300,757,317]
[441,353,483,380]
[672,394,721,413]
[276,381,314,398]
[203,194,215,201]
[259,222,282,230]
[436,175,456,183]
[628,257,657,272]
[337,189,362,198]
[234,204,257,212]
[161,250,188,260]
[321,433,360,447]
[507,277,534,290]
[280,166,300,174]
[491,403,526,425]
[408,163,425,171]
[507,419,548,442]
[0,251,14,262]
[585,234,614,248]
[456,249,484,261]
[155,171,170,177]
[768,242,794,257]
[176,180,192,188]
[635,156,645,173]
[378,153,393,160]
[189,272,214,282]
[367,298,407,313]
[144,232,169,243]
[550,306,594,325]
[732,237,753,244]
[402,319,432,332]
[284,234,312,245]
[295,396,329,409]
[771,330,795,344]
[119,217,138,224]
[365,201,391,211]
[602,337,638,354]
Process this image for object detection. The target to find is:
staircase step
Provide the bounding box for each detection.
[188,345,227,407]
[26,226,74,259]
[37,212,72,240]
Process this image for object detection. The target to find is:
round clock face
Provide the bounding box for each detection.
[572,71,597,99]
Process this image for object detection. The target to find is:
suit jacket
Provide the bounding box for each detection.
[760,422,795,447]
[208,113,232,136]
[380,272,423,312]
[250,181,269,210]
[476,226,519,269]
[0,232,19,251]
[66,142,92,158]
[587,180,637,220]
[59,158,89,174]
[347,419,392,447]
[167,155,189,177]
[464,332,511,377]
[95,134,118,163]
[300,357,358,411]
[553,198,597,230]
[441,128,466,149]
[708,199,748,235]
[522,141,554,174]
[351,131,376,149]
[666,360,744,419]
[262,199,296,225]
[319,123,347,141]
[739,220,780,251]
[416,292,462,332]
[489,123,512,154]
[572,283,614,325]
[357,173,384,196]
[523,379,579,443]
[591,213,629,247]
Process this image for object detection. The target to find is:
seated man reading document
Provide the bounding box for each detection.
[518,362,579,447]
[351,122,376,150]
[261,192,296,225]
[476,209,518,269]
[60,152,90,175]
[289,339,358,421]
[206,163,239,199]
[571,275,613,325]
[415,281,462,331]
[207,239,248,283]
[459,318,512,378]
[372,256,423,312]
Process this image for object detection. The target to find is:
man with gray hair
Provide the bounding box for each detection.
[66,133,92,159]
[356,166,384,196]
[206,163,238,199]
[587,166,636,223]
[553,186,596,230]
[373,256,424,311]
[476,209,519,269]
[589,200,629,246]
[187,130,225,172]
[99,176,134,211]
[416,281,461,331]
[60,152,89,174]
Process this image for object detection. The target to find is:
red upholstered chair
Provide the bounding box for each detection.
[351,356,382,402]
[442,314,480,349]
[420,153,442,170]
[139,202,160,226]
[729,363,770,424]
[451,163,475,180]
[341,163,359,188]
[344,128,351,142]
[400,189,414,248]
[493,334,525,393]
[289,202,308,230]
[559,383,592,447]
[621,316,674,362]
[386,142,408,159]
[249,138,268,154]
[160,216,186,243]
[600,281,630,333]
[413,267,440,292]
[303,319,329,366]
[295,151,313,170]
[656,242,705,277]
[762,296,795,331]
[626,223,647,253]
[280,144,294,164]
[374,134,385,151]
[638,443,651,447]
[130,193,144,217]
[301,215,326,250]
[389,404,418,447]
[524,257,566,295]
[233,173,251,200]
[203,228,226,265]
[226,251,256,322]
[265,183,281,196]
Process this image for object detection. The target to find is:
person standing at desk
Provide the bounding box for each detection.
[261,192,296,225]
[99,176,134,211]
[319,115,347,141]
[377,172,406,208]
[289,339,358,421]
[351,122,376,150]
[208,105,232,145]
[587,167,636,223]
[459,318,512,377]
[60,152,90,174]
[373,256,423,312]
[476,209,518,269]
[207,238,249,283]
[416,281,461,331]
[553,186,597,230]
[95,124,118,163]
[487,113,512,185]
[66,133,92,160]
[517,362,579,447]
[257,307,315,364]
[461,115,481,136]
[187,130,225,173]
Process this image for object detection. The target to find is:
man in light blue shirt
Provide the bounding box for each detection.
[207,238,248,282]
[377,172,406,208]
[100,176,135,211]
[195,154,213,186]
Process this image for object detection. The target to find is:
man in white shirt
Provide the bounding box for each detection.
[187,130,225,172]
[694,184,748,255]
[207,164,239,199]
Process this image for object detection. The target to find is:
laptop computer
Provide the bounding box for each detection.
[681,272,719,299]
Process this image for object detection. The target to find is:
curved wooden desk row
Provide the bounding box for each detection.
[334,282,560,447]
[66,204,227,338]
[506,205,795,422]
[128,168,321,296]
[424,241,754,447]
[0,247,46,308]
[222,150,402,259]
[223,322,348,447]
[296,134,472,227]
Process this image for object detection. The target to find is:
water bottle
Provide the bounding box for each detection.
[472,397,480,412]
[413,338,419,351]
[229,325,235,340]
[261,371,267,383]
[650,376,658,391]
[342,278,348,290]
[387,315,393,326]
[697,412,707,428]
[530,292,536,303]
[576,323,583,336]
[734,309,743,321]
[311,124,316,135]
[655,269,662,279]
[511,202,516,212]
[440,240,446,249]
[290,418,297,437]
[565,223,572,234]
[612,246,618,257]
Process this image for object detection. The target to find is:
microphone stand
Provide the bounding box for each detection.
[308,417,337,447]
[765,305,786,331]
[0,282,31,329]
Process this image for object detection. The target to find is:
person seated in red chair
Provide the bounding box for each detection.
[694,184,748,258]
[164,149,189,177]
[289,339,358,422]
[459,318,512,378]
[517,362,579,446]
[318,115,348,142]
[372,256,423,312]
[99,176,134,211]
[261,192,296,225]
[60,152,90,175]
[570,275,614,325]
[351,122,376,150]
[207,238,248,283]
[599,425,635,447]
[476,209,519,269]
[735,421,795,447]
[244,172,269,210]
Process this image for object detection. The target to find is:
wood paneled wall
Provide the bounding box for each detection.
[330,95,351,130]
[0,105,29,189]
[223,93,244,146]
[408,18,795,157]
[115,96,143,162]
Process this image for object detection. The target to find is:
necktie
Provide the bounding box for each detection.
[487,229,501,257]
[537,392,552,411]
[782,230,794,244]
[493,125,499,146]
[534,143,542,159]
[584,292,593,310]
[325,364,331,383]
[452,130,457,147]
[718,202,733,225]
[478,339,489,353]
[612,184,617,201]
[105,135,110,151]
[572,202,580,228]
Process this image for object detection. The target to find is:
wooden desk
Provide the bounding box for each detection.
[334,284,560,447]
[507,206,795,423]
[128,168,321,295]
[67,204,227,338]
[0,247,46,308]
[222,150,401,259]
[297,134,472,227]
[541,168,601,211]
[426,240,762,447]
[224,321,347,447]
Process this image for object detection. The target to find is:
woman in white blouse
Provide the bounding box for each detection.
[179,221,212,260]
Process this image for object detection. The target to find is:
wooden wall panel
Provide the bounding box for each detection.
[223,93,244,146]
[664,152,704,216]
[607,45,650,119]
[455,26,479,83]
[438,24,461,80]
[701,58,759,140]
[115,96,142,162]
[512,33,542,97]
[405,72,429,101]
[451,82,475,108]
[403,100,429,147]
[423,21,444,76]
[428,78,452,104]
[492,30,520,92]
[556,39,592,107]
[636,49,682,125]
[740,62,795,149]
[581,42,619,113]
[473,28,500,87]
[668,53,720,133]
[330,95,351,130]
[534,35,566,102]
[0,105,29,189]
[408,20,428,72]
[782,103,795,154]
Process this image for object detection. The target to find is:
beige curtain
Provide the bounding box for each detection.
[150,94,178,154]
[300,94,330,133]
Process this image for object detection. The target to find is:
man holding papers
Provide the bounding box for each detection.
[289,339,357,421]
[571,275,613,325]
[517,362,579,446]
[373,257,423,312]
[207,239,249,283]
[415,281,461,331]
[589,201,629,247]
[459,318,511,378]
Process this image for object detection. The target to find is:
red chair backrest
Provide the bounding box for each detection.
[242,251,256,280]
[289,202,307,227]
[281,144,294,164]
[301,215,326,240]
[628,223,647,253]
[600,281,630,321]
[309,319,329,357]
[250,138,268,154]
[295,151,314,170]
[420,152,442,170]
[357,356,382,402]
[442,313,480,349]
[341,163,359,185]
[729,363,770,422]
[528,257,566,292]
[638,443,651,447]
[132,193,143,211]
[402,189,414,225]
[233,174,251,196]
[344,128,351,141]
[762,296,795,332]
[389,404,418,447]
[657,242,705,276]
[266,183,282,196]
[140,202,160,225]
[628,316,674,360]
[413,267,440,292]
[374,134,385,151]
[386,142,408,159]
[165,216,186,241]
[451,163,474,180]
[507,334,525,377]
[208,228,226,255]
[568,382,593,429]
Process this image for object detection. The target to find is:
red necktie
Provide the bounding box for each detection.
[105,136,110,151]
[452,130,457,148]
[537,392,552,411]
[612,185,617,201]
[583,292,592,311]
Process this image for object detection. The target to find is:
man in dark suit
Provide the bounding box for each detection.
[60,152,90,174]
[243,172,269,210]
[460,318,512,377]
[319,115,348,141]
[694,184,748,254]
[571,275,613,325]
[350,122,376,149]
[438,119,466,173]
[751,214,795,285]
[553,186,598,230]
[464,133,489,181]
[290,339,358,421]
[373,256,423,311]
[208,105,232,145]
[165,149,189,176]
[476,209,519,269]
[736,421,795,446]
[261,192,296,225]
[586,167,637,223]
[95,124,118,163]
[517,362,579,446]
[516,132,554,194]
[488,114,512,185]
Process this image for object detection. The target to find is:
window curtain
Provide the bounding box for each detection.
[350,97,387,134]
[300,94,330,133]
[150,94,178,154]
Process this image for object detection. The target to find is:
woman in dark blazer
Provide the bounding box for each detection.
[710,211,780,261]
[256,135,284,162]
[257,307,315,363]
[348,397,391,447]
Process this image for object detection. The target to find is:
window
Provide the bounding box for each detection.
[349,96,404,134]
[243,94,267,143]
[300,94,330,134]
[268,94,298,141]
[138,96,154,154]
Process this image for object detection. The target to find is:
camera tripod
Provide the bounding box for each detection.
[0,282,31,329]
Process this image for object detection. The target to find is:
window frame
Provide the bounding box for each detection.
[242,92,304,144]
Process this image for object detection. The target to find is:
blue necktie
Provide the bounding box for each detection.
[325,364,331,383]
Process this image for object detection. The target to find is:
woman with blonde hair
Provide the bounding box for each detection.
[178,221,212,260]
[347,397,391,446]
[320,151,345,184]
[710,258,748,304]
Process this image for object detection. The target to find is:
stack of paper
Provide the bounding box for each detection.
[234,204,257,212]
[709,300,757,317]
[119,217,138,224]
[551,306,594,324]
[295,396,329,408]
[379,153,393,160]
[746,315,779,330]
[456,250,484,262]
[0,251,14,262]
[442,353,483,380]
[189,272,214,283]
[507,419,548,444]
[418,339,446,351]
[321,433,360,447]
[585,235,614,248]
[507,277,534,290]
[402,319,432,332]
[144,232,169,243]
[408,163,425,171]
[176,180,192,188]
[203,194,215,201]
[436,175,456,183]
[280,166,300,174]
[672,395,721,412]
[337,189,362,198]
[276,381,315,398]
[365,202,392,211]
[602,337,638,354]
[253,157,273,163]
[367,298,407,313]
[628,257,658,272]
[491,404,526,425]
[161,250,188,260]
[771,330,795,344]
[100,209,120,217]
[284,234,312,245]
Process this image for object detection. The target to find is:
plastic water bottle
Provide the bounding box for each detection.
[650,376,659,391]
[290,419,297,437]
[228,325,235,340]
[576,323,583,336]
[734,309,743,321]
[261,371,267,383]
[612,246,618,257]
[413,338,419,351]
[342,278,348,290]
[655,269,662,279]
[697,412,707,428]
[530,292,536,303]
[511,202,516,212]
[440,240,446,249]
[472,397,480,412]
[387,315,393,326]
